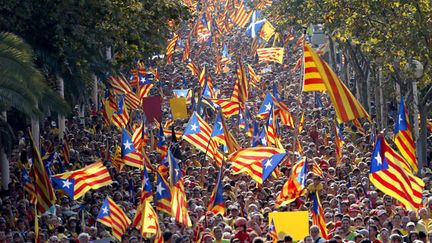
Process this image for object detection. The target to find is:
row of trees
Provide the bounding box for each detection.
[269,0,432,168]
[0,0,189,189]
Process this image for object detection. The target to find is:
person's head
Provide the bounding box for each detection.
[407,222,416,232]
[213,226,222,240]
[304,235,313,243]
[389,233,403,243]
[310,225,320,239]
[283,235,293,243]
[354,234,364,243]
[77,232,90,243]
[408,231,419,242]
[48,236,59,243]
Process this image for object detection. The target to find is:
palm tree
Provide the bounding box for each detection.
[0,32,68,189]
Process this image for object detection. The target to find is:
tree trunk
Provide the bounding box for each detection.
[328,35,337,71]
[0,112,9,191]
[57,75,65,138]
[92,74,98,108]
[31,118,40,149]
[379,68,386,129]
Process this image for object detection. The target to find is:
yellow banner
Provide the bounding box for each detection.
[269,211,309,241]
[170,98,188,119]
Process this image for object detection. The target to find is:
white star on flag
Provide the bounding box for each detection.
[264,159,273,168]
[102,206,109,214]
[375,152,382,166]
[123,140,133,150]
[265,103,272,111]
[62,179,72,189]
[156,182,165,195]
[190,123,198,131]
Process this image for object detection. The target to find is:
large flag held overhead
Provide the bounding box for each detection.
[303,43,369,122]
[97,197,131,241]
[393,97,417,173]
[29,131,56,215]
[155,170,172,215]
[228,147,285,184]
[133,199,163,242]
[246,11,265,38]
[208,98,240,117]
[211,109,240,154]
[231,59,249,107]
[311,192,329,240]
[369,135,424,210]
[52,161,112,200]
[166,34,179,64]
[257,47,284,64]
[232,2,252,27]
[182,112,224,167]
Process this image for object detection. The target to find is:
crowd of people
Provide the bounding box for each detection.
[2,2,432,243]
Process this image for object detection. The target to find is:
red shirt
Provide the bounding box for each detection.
[234,231,252,243]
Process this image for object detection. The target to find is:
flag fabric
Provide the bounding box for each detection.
[231,59,249,106]
[22,168,36,204]
[121,128,144,169]
[252,121,263,147]
[298,112,305,134]
[268,219,278,243]
[138,74,154,102]
[275,158,308,207]
[111,145,125,172]
[394,97,417,173]
[61,134,70,163]
[256,47,284,64]
[232,2,252,27]
[246,11,265,38]
[155,171,172,215]
[207,98,240,117]
[133,199,163,242]
[166,34,179,64]
[265,104,277,145]
[208,166,225,215]
[97,197,131,241]
[369,135,424,210]
[247,64,260,87]
[198,67,207,89]
[261,153,287,182]
[29,131,56,215]
[228,147,285,184]
[186,61,200,76]
[311,192,329,240]
[157,124,168,159]
[167,150,192,226]
[334,124,344,164]
[132,120,146,151]
[183,112,224,167]
[111,96,130,129]
[53,161,112,200]
[260,21,275,41]
[211,109,240,154]
[303,43,369,122]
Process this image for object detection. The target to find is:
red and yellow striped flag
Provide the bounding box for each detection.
[247,64,260,87]
[97,197,131,241]
[232,3,252,27]
[231,59,249,106]
[166,34,179,64]
[303,43,369,122]
[29,130,57,215]
[53,161,113,199]
[257,47,284,64]
[208,99,240,117]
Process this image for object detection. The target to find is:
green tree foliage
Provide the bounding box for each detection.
[0,0,189,102]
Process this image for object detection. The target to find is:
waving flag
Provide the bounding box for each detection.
[111,96,129,129]
[138,74,154,103]
[29,131,56,215]
[183,112,224,167]
[232,2,252,27]
[394,97,417,173]
[53,161,112,200]
[208,166,225,215]
[157,124,168,159]
[231,59,249,106]
[247,64,260,87]
[155,171,172,215]
[211,109,240,154]
[97,197,131,241]
[61,134,70,163]
[298,112,305,133]
[22,168,36,204]
[334,123,344,164]
[303,43,369,122]
[260,21,275,41]
[208,98,240,117]
[265,104,277,145]
[132,120,147,151]
[261,153,287,182]
[369,135,424,210]
[228,147,285,184]
[186,61,200,76]
[276,158,308,207]
[166,34,179,64]
[311,192,329,240]
[257,47,284,64]
[246,11,265,38]
[252,121,263,147]
[258,93,274,118]
[121,128,144,169]
[111,145,125,172]
[133,199,163,242]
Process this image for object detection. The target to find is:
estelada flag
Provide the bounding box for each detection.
[170,97,188,120]
[143,96,162,123]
